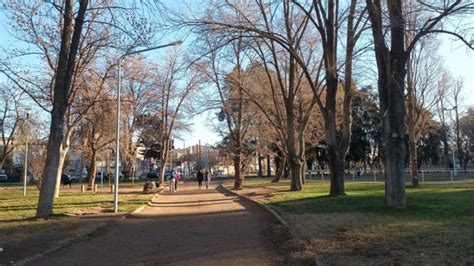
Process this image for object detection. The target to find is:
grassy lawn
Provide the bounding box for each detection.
[0,182,153,244]
[243,180,474,264]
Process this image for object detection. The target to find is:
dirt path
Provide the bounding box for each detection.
[32,181,281,265]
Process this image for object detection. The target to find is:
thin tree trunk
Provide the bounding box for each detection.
[266,154,271,177]
[407,96,419,187]
[406,48,419,188]
[408,126,419,187]
[272,155,286,183]
[257,153,263,177]
[37,111,66,217]
[87,153,97,190]
[53,148,67,198]
[233,154,243,189]
[54,129,73,198]
[159,138,170,184]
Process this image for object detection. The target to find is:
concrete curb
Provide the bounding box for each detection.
[125,187,165,218]
[219,184,289,227]
[64,212,127,219]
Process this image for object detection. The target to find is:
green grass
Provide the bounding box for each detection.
[0,183,153,249]
[0,183,152,224]
[243,180,474,264]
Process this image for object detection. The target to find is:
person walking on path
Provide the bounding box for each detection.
[204,170,211,189]
[196,170,204,189]
[174,170,181,191]
[169,170,176,193]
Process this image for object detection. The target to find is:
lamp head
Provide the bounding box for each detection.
[25,108,31,118]
[172,40,183,46]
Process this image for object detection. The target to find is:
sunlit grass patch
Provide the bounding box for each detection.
[0,185,152,229]
[244,179,474,264]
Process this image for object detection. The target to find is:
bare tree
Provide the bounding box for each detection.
[80,91,116,189]
[119,58,159,181]
[365,0,473,207]
[436,72,451,168]
[156,51,201,184]
[1,0,155,217]
[0,84,25,169]
[405,6,443,187]
[292,0,368,195]
[450,78,464,169]
[459,108,474,169]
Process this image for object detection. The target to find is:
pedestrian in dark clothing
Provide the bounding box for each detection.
[204,170,211,189]
[196,170,204,189]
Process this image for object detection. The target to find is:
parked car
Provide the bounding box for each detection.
[213,170,226,177]
[96,172,108,180]
[61,174,72,187]
[0,174,8,182]
[146,172,159,179]
[70,175,86,182]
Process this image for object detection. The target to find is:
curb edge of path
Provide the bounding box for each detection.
[128,187,166,216]
[13,189,164,265]
[219,184,289,227]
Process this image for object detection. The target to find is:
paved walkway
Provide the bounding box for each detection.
[33,181,280,265]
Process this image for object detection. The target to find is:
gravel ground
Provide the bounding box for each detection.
[32,181,282,266]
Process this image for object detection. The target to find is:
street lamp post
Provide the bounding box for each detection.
[114,41,182,213]
[23,109,31,197]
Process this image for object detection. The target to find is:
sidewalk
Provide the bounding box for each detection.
[32,181,282,265]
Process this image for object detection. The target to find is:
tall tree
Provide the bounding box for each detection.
[365,0,473,207]
[1,0,153,216]
[36,0,89,218]
[458,108,474,169]
[156,52,201,184]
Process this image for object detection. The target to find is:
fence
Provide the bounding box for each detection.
[305,169,474,183]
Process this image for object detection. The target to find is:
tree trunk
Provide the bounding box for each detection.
[325,73,346,196]
[287,131,303,190]
[53,148,67,198]
[442,126,450,168]
[272,155,286,183]
[54,129,73,198]
[159,138,170,184]
[233,154,243,189]
[36,110,66,217]
[87,153,97,190]
[367,0,406,208]
[257,153,263,177]
[266,154,271,177]
[408,131,419,187]
[327,131,346,196]
[407,105,419,187]
[289,158,303,191]
[36,0,89,218]
[406,50,419,188]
